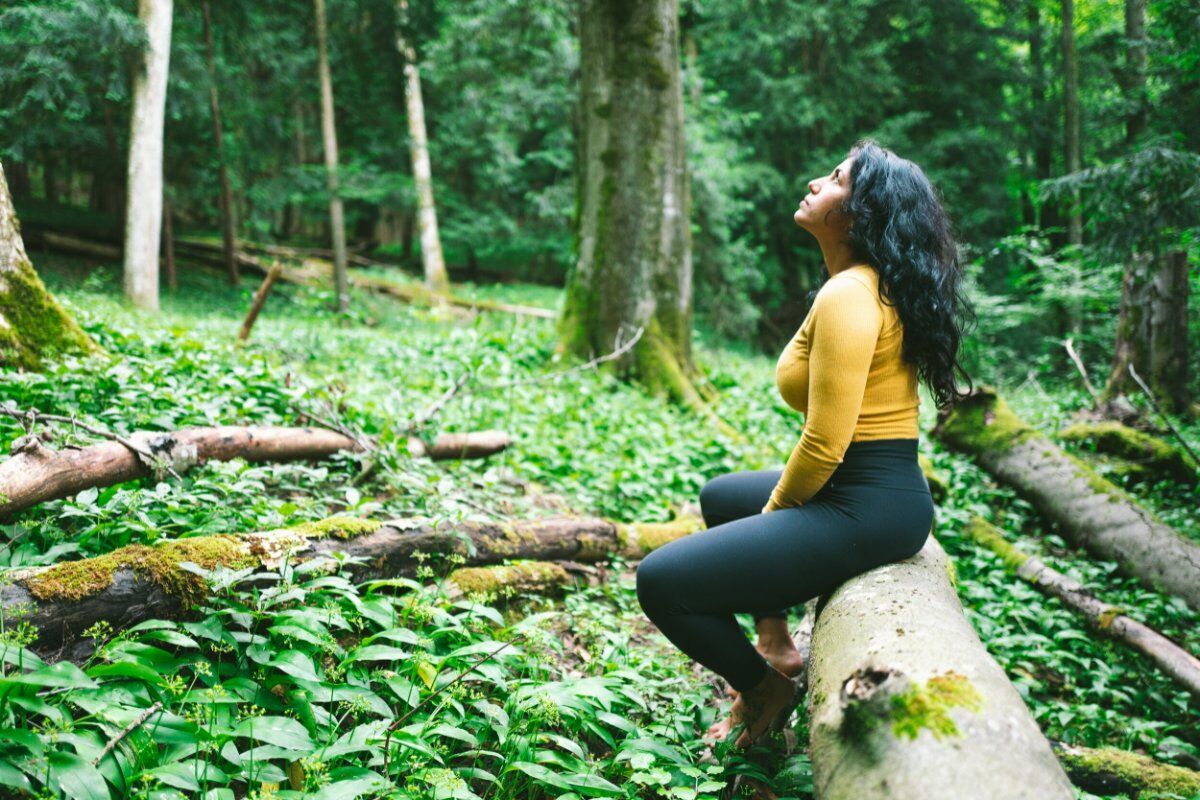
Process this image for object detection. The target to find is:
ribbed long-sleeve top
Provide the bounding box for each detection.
[764,264,921,512]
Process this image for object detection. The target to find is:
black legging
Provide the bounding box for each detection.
[635,438,935,693]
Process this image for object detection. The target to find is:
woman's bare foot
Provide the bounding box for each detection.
[703,624,804,742]
[728,665,797,748]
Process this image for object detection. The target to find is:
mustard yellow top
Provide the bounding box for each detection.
[764,264,920,512]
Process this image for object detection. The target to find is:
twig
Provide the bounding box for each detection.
[1062,337,1099,403]
[289,394,377,454]
[1127,364,1200,467]
[237,260,284,343]
[464,325,646,394]
[406,372,471,435]
[382,636,522,774]
[0,407,181,480]
[93,701,163,766]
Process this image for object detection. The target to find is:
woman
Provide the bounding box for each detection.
[635,138,976,749]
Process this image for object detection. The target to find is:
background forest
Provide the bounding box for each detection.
[0,0,1198,798]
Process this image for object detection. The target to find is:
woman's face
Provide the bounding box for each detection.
[794,156,854,238]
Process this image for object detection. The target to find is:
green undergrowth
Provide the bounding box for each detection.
[1,254,1197,798]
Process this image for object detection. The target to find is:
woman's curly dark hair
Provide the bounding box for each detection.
[821,138,977,410]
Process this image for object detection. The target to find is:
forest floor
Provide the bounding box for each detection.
[0,250,1196,799]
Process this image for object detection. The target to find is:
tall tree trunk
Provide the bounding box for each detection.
[1026,0,1060,235]
[559,0,701,407]
[1123,0,1148,147]
[162,193,176,292]
[123,0,173,311]
[202,0,239,285]
[0,161,98,370]
[281,100,308,240]
[42,156,59,205]
[313,0,349,313]
[1103,249,1191,414]
[1065,0,1084,338]
[7,162,30,200]
[395,0,449,294]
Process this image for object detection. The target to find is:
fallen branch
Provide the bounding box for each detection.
[932,386,1200,609]
[237,260,284,343]
[93,701,163,767]
[962,515,1200,701]
[1063,337,1099,403]
[1128,363,1200,470]
[0,424,511,519]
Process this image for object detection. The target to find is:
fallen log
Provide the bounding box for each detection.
[237,260,284,342]
[962,515,1200,701]
[4,514,621,658]
[931,387,1200,610]
[780,581,1196,798]
[3,506,704,658]
[0,425,510,519]
[806,533,1074,799]
[1051,741,1200,797]
[1056,420,1198,485]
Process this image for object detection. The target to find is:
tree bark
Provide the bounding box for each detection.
[1102,249,1191,415]
[237,261,283,342]
[395,0,449,295]
[123,0,173,311]
[202,0,239,285]
[313,0,349,313]
[931,387,1200,608]
[0,162,99,370]
[807,534,1074,799]
[0,425,511,519]
[559,0,702,408]
[1062,0,1082,249]
[962,516,1200,701]
[161,192,176,291]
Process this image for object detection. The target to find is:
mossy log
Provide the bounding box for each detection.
[1052,741,1200,797]
[0,162,100,370]
[963,516,1200,701]
[807,533,1074,799]
[3,514,620,658]
[1056,420,1198,485]
[445,561,579,602]
[931,387,1200,610]
[0,425,510,519]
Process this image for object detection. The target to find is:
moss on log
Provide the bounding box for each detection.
[1057,420,1198,485]
[1052,741,1200,797]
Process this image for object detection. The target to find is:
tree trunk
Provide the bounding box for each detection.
[0,424,510,519]
[807,534,1074,798]
[395,0,449,294]
[4,514,623,659]
[559,0,702,408]
[1123,0,1148,147]
[962,516,1200,701]
[1102,249,1191,415]
[0,162,99,370]
[7,162,30,199]
[931,387,1200,608]
[123,0,173,311]
[281,100,308,239]
[1062,0,1082,248]
[161,192,176,291]
[313,0,349,313]
[1026,0,1061,237]
[202,0,239,285]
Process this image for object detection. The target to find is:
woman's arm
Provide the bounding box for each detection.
[763,276,882,512]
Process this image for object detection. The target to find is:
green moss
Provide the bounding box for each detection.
[933,387,1038,455]
[1096,606,1125,630]
[633,515,704,555]
[1059,448,1149,510]
[1057,745,1200,796]
[0,250,99,370]
[943,552,959,589]
[962,516,1029,571]
[449,561,569,597]
[24,535,255,605]
[918,454,948,503]
[1058,421,1197,483]
[889,671,984,741]
[486,521,536,558]
[284,515,382,540]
